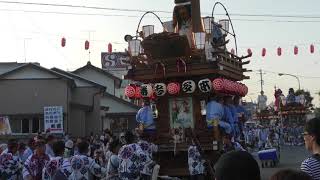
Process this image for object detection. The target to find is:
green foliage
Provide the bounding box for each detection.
[295,89,314,107]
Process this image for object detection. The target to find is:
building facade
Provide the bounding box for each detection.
[0,63,105,137]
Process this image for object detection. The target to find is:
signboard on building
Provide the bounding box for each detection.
[44,106,63,134]
[101,52,130,71]
[0,116,11,135]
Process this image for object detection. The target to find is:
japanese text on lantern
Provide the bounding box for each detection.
[154,84,166,96]
[198,79,211,92]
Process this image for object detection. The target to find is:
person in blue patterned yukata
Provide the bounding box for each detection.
[136,99,155,133]
[223,96,237,138]
[188,140,205,180]
[206,95,232,135]
[23,138,50,180]
[118,130,147,180]
[42,140,72,180]
[234,96,248,141]
[106,139,121,180]
[137,131,158,180]
[0,139,23,180]
[69,141,107,180]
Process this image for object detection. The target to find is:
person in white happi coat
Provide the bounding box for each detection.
[42,140,72,180]
[69,141,107,180]
[137,131,158,180]
[0,139,23,180]
[118,131,147,180]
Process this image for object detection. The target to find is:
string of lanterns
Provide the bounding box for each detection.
[124,78,248,99]
[59,36,316,57]
[233,44,316,57]
[60,37,113,53]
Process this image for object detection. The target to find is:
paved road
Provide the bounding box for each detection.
[252,145,310,180]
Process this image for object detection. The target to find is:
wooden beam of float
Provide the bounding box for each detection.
[191,0,204,32]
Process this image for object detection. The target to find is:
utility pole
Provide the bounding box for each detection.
[23,38,31,63]
[259,69,264,94]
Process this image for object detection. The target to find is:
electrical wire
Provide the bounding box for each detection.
[1,0,320,20]
[2,8,320,23]
[252,69,320,79]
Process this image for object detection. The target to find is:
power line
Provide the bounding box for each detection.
[0,0,170,13]
[2,8,320,23]
[253,69,320,79]
[1,1,320,20]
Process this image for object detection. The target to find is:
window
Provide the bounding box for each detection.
[9,118,21,133]
[9,116,44,134]
[32,117,40,133]
[22,118,30,133]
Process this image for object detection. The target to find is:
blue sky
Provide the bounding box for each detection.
[0,0,319,106]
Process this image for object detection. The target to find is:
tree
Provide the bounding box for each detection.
[295,89,314,107]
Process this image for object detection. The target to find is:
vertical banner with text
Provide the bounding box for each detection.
[44,106,63,134]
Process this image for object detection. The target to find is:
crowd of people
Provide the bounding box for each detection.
[242,122,305,151]
[0,129,159,180]
[282,124,304,146]
[1,117,320,180]
[243,124,281,151]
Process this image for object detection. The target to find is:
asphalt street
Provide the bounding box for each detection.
[252,145,310,180]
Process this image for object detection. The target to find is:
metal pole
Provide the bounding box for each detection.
[259,69,264,93]
[279,73,301,90]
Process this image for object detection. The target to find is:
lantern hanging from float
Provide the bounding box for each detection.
[198,79,212,93]
[124,85,136,98]
[182,80,196,94]
[140,84,153,97]
[135,86,142,99]
[167,82,180,95]
[154,83,167,96]
[212,78,224,92]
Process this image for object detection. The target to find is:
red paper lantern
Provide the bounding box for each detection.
[230,48,235,55]
[277,47,282,56]
[247,48,252,56]
[167,82,180,95]
[310,44,315,54]
[230,81,237,94]
[223,79,232,93]
[262,48,266,57]
[108,43,112,53]
[124,85,135,98]
[61,37,66,47]
[212,78,224,91]
[134,86,142,99]
[243,85,248,96]
[235,83,241,95]
[85,40,90,50]
[294,46,298,55]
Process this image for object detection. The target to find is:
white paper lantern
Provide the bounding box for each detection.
[182,80,196,94]
[140,84,153,97]
[154,83,167,96]
[198,78,212,93]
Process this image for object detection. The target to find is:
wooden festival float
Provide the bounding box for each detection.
[275,88,309,126]
[123,0,251,177]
